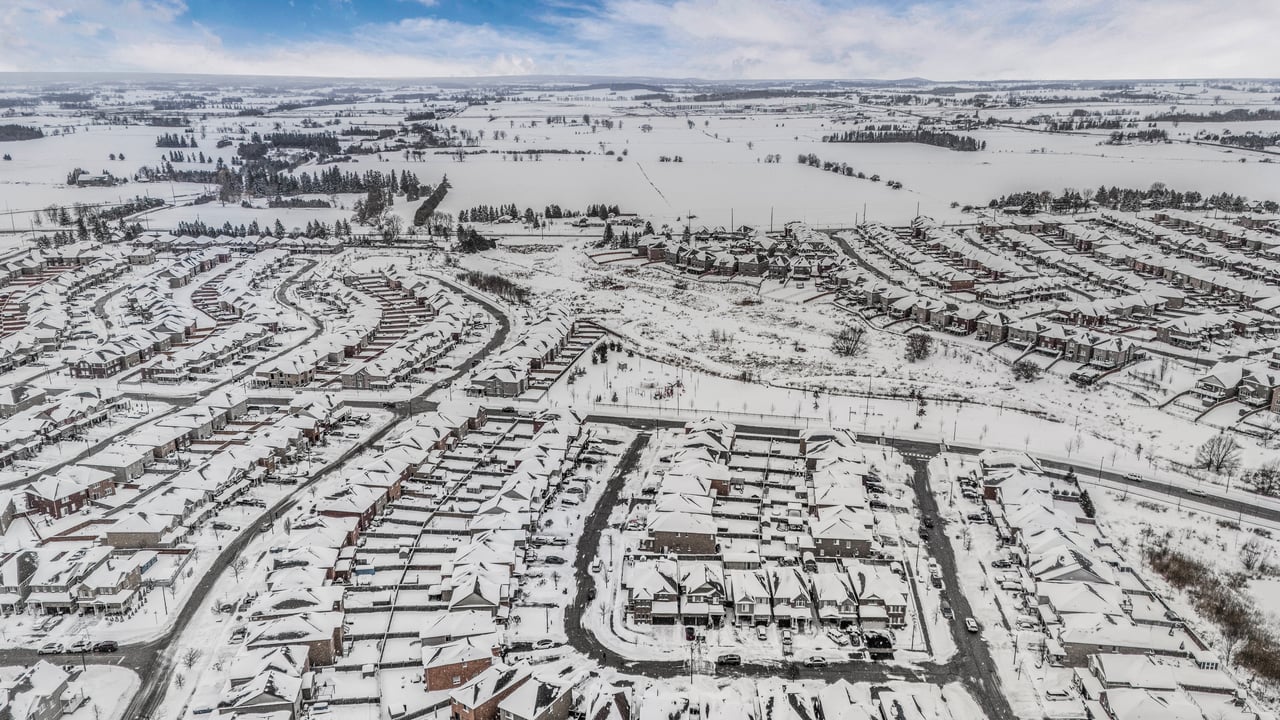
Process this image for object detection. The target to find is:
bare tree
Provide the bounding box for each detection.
[229,556,249,582]
[1241,537,1264,573]
[1243,460,1280,497]
[1196,433,1242,475]
[831,326,866,357]
[182,647,202,669]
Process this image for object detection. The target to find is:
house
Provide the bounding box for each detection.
[0,385,46,417]
[0,661,75,720]
[423,638,497,691]
[1055,613,1195,666]
[245,612,345,666]
[1192,361,1246,405]
[812,572,859,628]
[724,566,772,625]
[850,564,908,629]
[624,560,679,624]
[24,466,115,519]
[645,511,717,555]
[450,663,533,720]
[1238,365,1280,411]
[218,671,303,719]
[769,567,812,630]
[497,680,573,720]
[678,561,726,627]
[0,493,15,535]
[810,508,874,558]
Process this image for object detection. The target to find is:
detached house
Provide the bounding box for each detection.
[24,467,115,519]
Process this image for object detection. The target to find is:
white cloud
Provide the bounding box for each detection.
[0,0,1276,80]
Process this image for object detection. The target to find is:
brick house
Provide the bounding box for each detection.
[450,664,533,720]
[498,681,573,720]
[424,638,497,691]
[646,511,717,555]
[24,467,115,519]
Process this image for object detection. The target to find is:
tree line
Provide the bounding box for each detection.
[1106,129,1168,144]
[1145,108,1280,123]
[411,178,450,226]
[155,132,197,148]
[0,124,44,142]
[455,270,529,304]
[988,184,1279,214]
[822,128,984,151]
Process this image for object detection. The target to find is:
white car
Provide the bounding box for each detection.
[965,618,980,633]
[1123,472,1143,483]
[534,639,555,650]
[38,642,63,655]
[590,560,602,573]
[756,626,768,641]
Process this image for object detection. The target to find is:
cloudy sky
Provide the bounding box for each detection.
[0,0,1276,80]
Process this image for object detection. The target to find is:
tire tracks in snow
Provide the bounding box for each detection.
[633,162,671,208]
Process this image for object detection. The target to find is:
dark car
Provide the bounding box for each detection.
[923,518,935,529]
[684,626,696,641]
[544,555,566,565]
[715,654,741,666]
[93,641,119,653]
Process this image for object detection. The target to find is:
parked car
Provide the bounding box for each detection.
[825,629,850,646]
[756,626,768,641]
[590,560,602,573]
[560,496,581,506]
[941,602,954,620]
[534,639,555,650]
[803,656,828,667]
[990,559,1011,569]
[966,512,988,523]
[965,618,980,633]
[684,626,696,641]
[37,642,63,655]
[543,555,566,565]
[922,518,935,529]
[715,654,741,666]
[67,639,93,653]
[93,641,119,653]
[210,521,236,531]
[1123,472,1143,483]
[565,486,585,495]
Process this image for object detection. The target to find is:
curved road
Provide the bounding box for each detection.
[560,431,1014,717]
[0,258,517,720]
